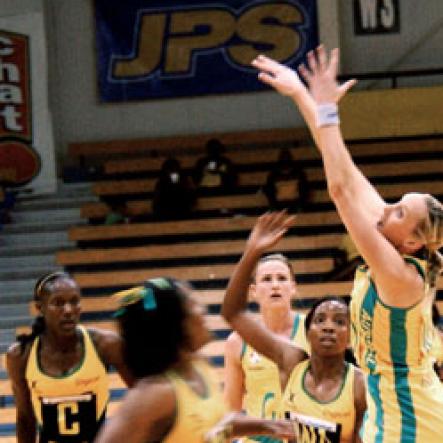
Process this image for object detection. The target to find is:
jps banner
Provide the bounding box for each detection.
[95,0,318,101]
[0,13,56,195]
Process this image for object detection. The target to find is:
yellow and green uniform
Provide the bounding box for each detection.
[25,326,109,443]
[350,257,443,443]
[241,313,308,443]
[282,360,356,443]
[163,359,226,443]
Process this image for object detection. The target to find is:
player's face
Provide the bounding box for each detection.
[251,259,296,311]
[307,301,349,357]
[183,297,212,351]
[377,193,428,253]
[40,278,82,336]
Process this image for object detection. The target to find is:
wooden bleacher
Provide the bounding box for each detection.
[68,127,310,160]
[93,158,440,197]
[69,212,343,243]
[57,233,342,267]
[100,135,443,176]
[2,131,442,440]
[81,179,443,220]
[77,136,443,221]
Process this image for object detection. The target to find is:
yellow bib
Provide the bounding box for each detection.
[25,325,109,442]
[282,360,356,443]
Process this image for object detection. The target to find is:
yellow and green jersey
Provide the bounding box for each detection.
[241,313,308,443]
[282,360,357,443]
[25,326,109,443]
[163,359,226,443]
[350,257,443,442]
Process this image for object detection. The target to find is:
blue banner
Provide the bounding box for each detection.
[95,0,318,101]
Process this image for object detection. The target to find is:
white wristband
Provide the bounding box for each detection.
[317,103,340,127]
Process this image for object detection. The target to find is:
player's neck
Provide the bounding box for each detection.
[309,353,346,383]
[262,308,293,335]
[41,327,80,353]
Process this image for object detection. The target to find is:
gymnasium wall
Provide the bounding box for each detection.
[2,0,443,155]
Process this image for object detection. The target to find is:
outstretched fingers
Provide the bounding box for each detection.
[298,63,311,83]
[252,54,282,76]
[316,44,328,71]
[338,79,357,100]
[328,48,340,76]
[268,210,297,234]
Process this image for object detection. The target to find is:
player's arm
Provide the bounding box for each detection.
[6,343,37,443]
[253,48,423,307]
[224,332,245,411]
[95,377,176,443]
[222,212,306,375]
[353,368,367,443]
[205,412,296,442]
[89,328,135,387]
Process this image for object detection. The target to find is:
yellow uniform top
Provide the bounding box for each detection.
[282,360,356,443]
[350,257,443,443]
[163,359,226,443]
[430,327,443,366]
[25,325,109,443]
[241,313,308,443]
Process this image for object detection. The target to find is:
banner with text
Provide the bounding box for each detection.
[0,12,56,195]
[95,0,318,101]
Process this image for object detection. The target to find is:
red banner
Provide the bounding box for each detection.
[0,30,39,186]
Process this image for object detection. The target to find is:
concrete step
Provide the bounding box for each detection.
[0,328,16,344]
[9,207,83,223]
[0,304,29,317]
[0,243,72,257]
[14,195,96,211]
[0,292,33,305]
[0,328,16,354]
[0,265,63,281]
[0,255,56,269]
[0,230,70,246]
[0,279,35,294]
[2,218,86,234]
[0,315,32,330]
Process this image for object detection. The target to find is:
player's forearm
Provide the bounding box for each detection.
[231,415,295,439]
[221,247,260,322]
[317,126,385,217]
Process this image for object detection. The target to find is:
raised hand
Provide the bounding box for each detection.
[246,211,296,255]
[298,45,356,104]
[252,54,306,97]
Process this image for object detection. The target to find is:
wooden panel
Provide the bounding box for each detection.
[69,212,342,242]
[57,233,342,266]
[72,258,334,289]
[28,281,355,317]
[104,137,443,175]
[69,127,309,158]
[94,159,441,197]
[341,85,443,139]
[81,180,443,219]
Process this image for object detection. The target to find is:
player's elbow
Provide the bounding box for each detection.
[327,180,346,202]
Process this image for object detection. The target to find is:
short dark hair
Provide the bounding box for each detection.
[304,296,349,334]
[117,278,191,378]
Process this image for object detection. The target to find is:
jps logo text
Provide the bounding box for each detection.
[112,2,307,80]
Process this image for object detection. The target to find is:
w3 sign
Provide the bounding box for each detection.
[95,0,318,101]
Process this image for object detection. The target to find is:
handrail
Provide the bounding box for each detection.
[339,67,443,89]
